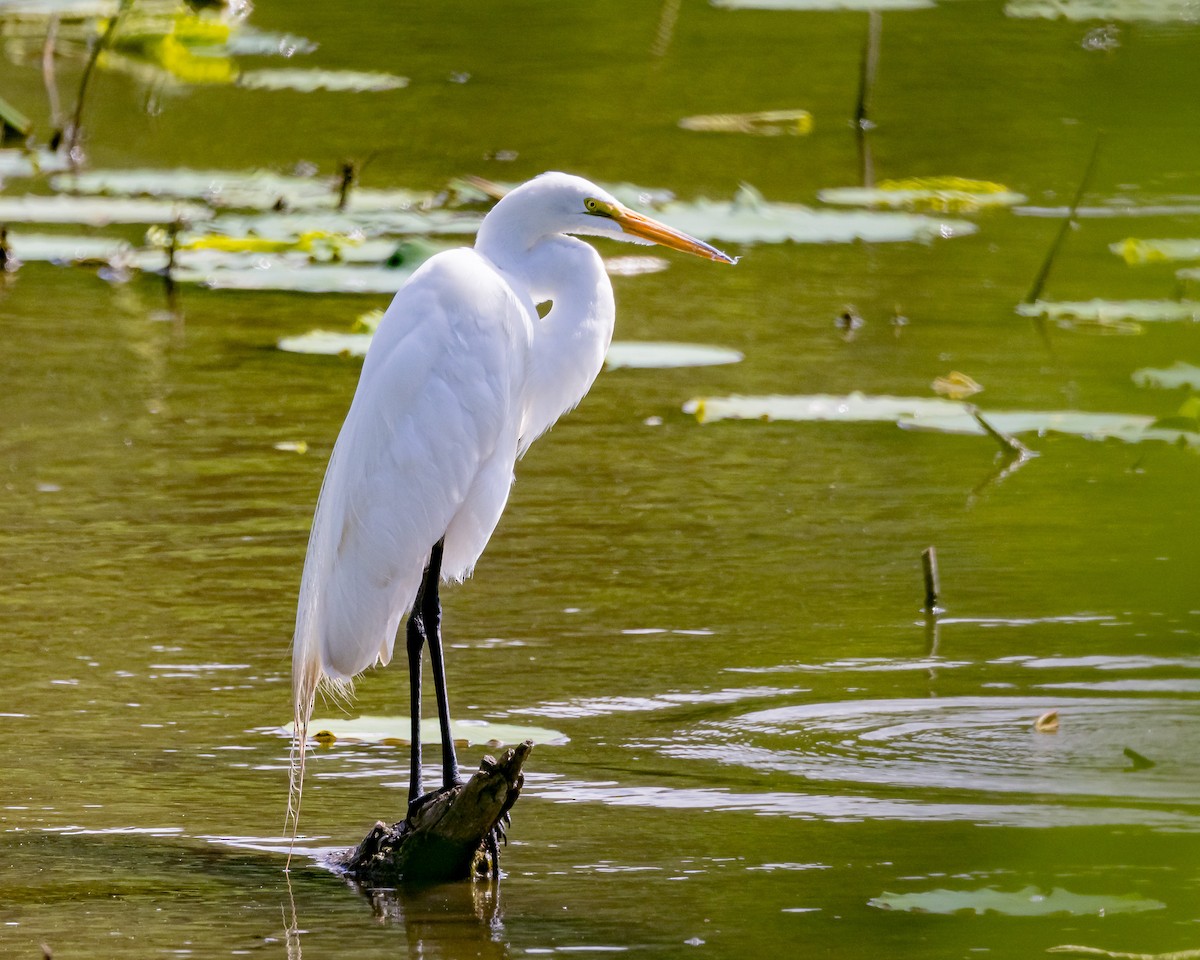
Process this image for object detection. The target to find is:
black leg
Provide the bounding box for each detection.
[422,539,460,791]
[405,588,428,806]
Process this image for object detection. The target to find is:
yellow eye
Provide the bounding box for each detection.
[584,197,611,217]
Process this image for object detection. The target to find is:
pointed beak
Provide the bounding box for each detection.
[611,207,738,265]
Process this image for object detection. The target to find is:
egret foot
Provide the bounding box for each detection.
[406,777,464,821]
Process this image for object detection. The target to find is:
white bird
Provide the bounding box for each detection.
[288,171,735,844]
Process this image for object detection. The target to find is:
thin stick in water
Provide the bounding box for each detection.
[921,546,939,613]
[1023,132,1104,306]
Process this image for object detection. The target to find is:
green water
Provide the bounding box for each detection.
[2,1,1199,957]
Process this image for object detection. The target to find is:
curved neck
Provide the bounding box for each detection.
[481,235,615,451]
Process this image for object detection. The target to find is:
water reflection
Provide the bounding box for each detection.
[287,874,510,960]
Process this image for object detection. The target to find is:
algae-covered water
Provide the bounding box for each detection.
[1,1,1198,957]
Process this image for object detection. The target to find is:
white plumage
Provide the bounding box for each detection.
[288,172,734,845]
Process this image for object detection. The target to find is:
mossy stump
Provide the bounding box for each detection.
[331,741,532,884]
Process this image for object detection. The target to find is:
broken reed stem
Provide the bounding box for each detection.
[966,403,1034,461]
[855,11,882,187]
[65,0,130,164]
[42,15,62,142]
[1023,131,1105,306]
[336,159,357,212]
[921,546,939,613]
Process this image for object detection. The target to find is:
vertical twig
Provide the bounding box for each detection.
[337,159,357,212]
[921,546,940,613]
[43,15,63,146]
[65,0,131,166]
[163,215,181,316]
[921,545,940,658]
[855,12,881,187]
[1023,132,1105,307]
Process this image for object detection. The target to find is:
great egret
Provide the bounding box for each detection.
[288,171,736,843]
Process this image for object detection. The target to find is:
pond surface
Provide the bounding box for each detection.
[2,1,1199,957]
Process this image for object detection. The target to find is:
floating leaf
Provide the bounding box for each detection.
[0,147,73,180]
[682,392,1200,447]
[0,194,210,225]
[0,231,131,264]
[819,177,1026,214]
[287,714,568,747]
[1017,299,1200,324]
[1049,946,1200,959]
[654,184,976,245]
[931,371,982,400]
[1034,710,1060,733]
[605,341,744,371]
[51,167,437,213]
[273,441,308,454]
[236,69,408,92]
[1004,0,1200,22]
[603,255,669,276]
[172,258,419,294]
[713,0,934,10]
[679,109,813,136]
[278,329,373,357]
[870,885,1165,916]
[1111,237,1200,265]
[1132,362,1200,390]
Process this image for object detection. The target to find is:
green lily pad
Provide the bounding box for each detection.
[1017,299,1200,323]
[287,714,568,748]
[870,885,1165,916]
[1132,362,1200,390]
[236,69,408,92]
[1005,0,1200,22]
[1111,237,1200,265]
[682,393,1200,447]
[0,231,132,264]
[173,258,419,294]
[278,329,374,357]
[819,177,1026,214]
[679,109,813,136]
[605,341,744,370]
[654,184,976,245]
[0,194,210,225]
[0,147,72,180]
[51,167,438,213]
[713,0,934,9]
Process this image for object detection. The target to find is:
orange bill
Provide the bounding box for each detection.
[611,207,738,265]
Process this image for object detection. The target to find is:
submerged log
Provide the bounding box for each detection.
[331,741,532,884]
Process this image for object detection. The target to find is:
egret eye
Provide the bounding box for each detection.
[584,197,612,217]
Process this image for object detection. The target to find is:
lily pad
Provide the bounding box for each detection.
[682,392,1200,447]
[1132,362,1200,390]
[0,194,210,225]
[819,177,1026,214]
[605,341,744,370]
[655,184,976,245]
[172,257,420,294]
[1005,0,1200,22]
[0,148,73,180]
[1111,237,1200,265]
[236,69,408,92]
[870,885,1165,916]
[1017,299,1200,324]
[51,167,438,213]
[713,0,934,10]
[679,109,813,136]
[287,714,568,748]
[278,329,374,357]
[0,231,131,264]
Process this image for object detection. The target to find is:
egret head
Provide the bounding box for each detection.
[478,171,737,265]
